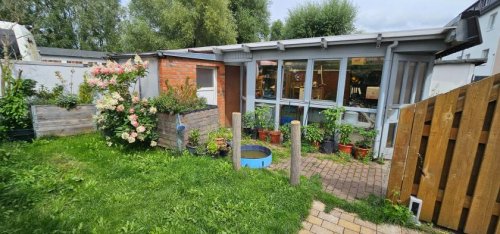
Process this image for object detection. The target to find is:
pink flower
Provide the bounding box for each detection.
[129,108,135,114]
[116,105,125,112]
[102,68,110,74]
[91,67,101,76]
[128,114,138,121]
[136,125,146,133]
[128,137,136,143]
[131,121,139,127]
[143,60,149,68]
[109,77,117,85]
[130,132,138,138]
[132,96,140,103]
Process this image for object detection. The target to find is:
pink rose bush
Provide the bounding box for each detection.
[90,55,158,147]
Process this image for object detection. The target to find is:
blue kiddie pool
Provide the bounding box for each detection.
[241,145,272,168]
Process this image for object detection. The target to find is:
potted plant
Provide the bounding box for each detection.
[338,123,354,154]
[320,107,345,154]
[268,125,281,145]
[186,129,200,155]
[302,123,325,149]
[279,123,291,143]
[255,105,272,141]
[242,111,257,139]
[207,128,232,157]
[354,127,377,159]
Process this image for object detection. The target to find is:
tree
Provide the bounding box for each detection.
[229,0,270,43]
[121,0,238,52]
[0,0,122,51]
[269,20,284,41]
[283,0,356,39]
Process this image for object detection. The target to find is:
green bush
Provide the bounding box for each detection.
[302,123,324,143]
[78,76,95,104]
[56,94,79,110]
[151,78,207,114]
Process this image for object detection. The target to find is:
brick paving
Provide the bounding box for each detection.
[269,155,390,201]
[300,200,421,234]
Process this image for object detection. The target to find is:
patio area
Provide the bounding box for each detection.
[270,155,389,201]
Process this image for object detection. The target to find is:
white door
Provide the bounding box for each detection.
[380,54,433,158]
[196,67,217,105]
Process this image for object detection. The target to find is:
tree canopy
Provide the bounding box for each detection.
[0,0,123,51]
[269,20,284,41]
[120,0,238,52]
[283,0,356,39]
[229,0,270,43]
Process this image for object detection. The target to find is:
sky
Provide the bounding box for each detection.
[269,0,475,32]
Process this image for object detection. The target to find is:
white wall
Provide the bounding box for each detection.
[429,63,475,96]
[40,55,106,65]
[0,58,160,99]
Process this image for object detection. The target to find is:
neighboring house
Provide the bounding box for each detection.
[444,0,500,80]
[38,47,107,66]
[113,24,480,159]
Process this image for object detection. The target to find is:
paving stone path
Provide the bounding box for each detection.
[300,201,421,234]
[269,155,390,201]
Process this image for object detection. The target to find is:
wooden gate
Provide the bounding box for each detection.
[386,74,500,233]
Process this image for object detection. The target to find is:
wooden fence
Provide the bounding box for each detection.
[386,74,500,233]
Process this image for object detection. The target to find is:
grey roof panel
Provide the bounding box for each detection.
[38,47,108,59]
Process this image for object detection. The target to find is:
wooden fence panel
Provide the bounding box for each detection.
[438,78,494,229]
[32,105,96,137]
[417,88,460,222]
[386,74,500,233]
[464,86,500,234]
[386,104,416,203]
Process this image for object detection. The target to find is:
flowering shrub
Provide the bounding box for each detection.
[90,55,158,147]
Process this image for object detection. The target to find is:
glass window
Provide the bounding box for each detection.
[392,61,405,105]
[403,62,417,104]
[279,105,304,125]
[344,57,384,109]
[415,63,428,102]
[312,60,340,101]
[488,12,497,29]
[255,60,278,99]
[282,60,307,100]
[307,107,326,125]
[196,68,214,88]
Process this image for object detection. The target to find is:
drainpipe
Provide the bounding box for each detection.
[373,41,398,159]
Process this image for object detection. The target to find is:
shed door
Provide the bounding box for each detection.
[196,67,217,105]
[380,54,433,159]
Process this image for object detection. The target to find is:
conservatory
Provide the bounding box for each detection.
[154,26,479,158]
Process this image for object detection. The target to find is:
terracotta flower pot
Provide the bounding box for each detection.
[258,129,269,141]
[338,143,353,154]
[354,147,371,159]
[269,130,281,144]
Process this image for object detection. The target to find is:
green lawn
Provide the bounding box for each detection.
[0,134,321,233]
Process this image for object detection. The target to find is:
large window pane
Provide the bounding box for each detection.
[282,60,307,100]
[307,107,326,125]
[414,63,428,102]
[312,60,340,101]
[344,57,384,109]
[279,105,304,125]
[256,60,278,99]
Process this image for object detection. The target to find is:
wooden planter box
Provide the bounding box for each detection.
[31,105,97,137]
[157,105,219,149]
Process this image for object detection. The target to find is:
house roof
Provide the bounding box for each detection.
[161,27,455,54]
[38,47,108,59]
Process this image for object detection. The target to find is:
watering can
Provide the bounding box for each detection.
[176,114,186,151]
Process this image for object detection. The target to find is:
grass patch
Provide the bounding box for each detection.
[0,134,321,233]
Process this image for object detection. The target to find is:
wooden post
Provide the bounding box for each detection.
[290,120,301,185]
[232,112,241,170]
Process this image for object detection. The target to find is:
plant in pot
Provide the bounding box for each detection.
[279,123,291,143]
[186,129,200,155]
[242,111,257,139]
[255,105,272,141]
[208,128,233,157]
[320,106,345,154]
[338,123,354,154]
[354,127,377,159]
[302,123,325,149]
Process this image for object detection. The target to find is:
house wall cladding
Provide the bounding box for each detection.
[157,107,219,149]
[158,57,227,126]
[31,105,96,137]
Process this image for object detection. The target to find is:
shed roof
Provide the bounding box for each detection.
[38,47,108,59]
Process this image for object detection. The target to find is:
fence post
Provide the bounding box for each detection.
[290,120,301,185]
[232,112,241,171]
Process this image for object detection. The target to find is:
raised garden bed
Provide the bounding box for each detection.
[31,105,97,137]
[157,105,219,149]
